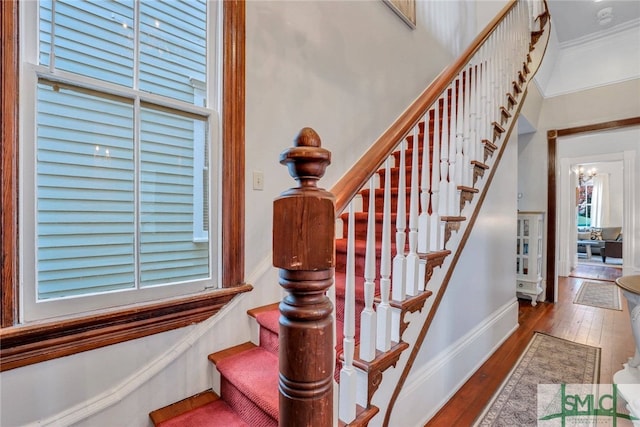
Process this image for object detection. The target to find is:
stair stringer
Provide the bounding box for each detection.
[356,19,551,427]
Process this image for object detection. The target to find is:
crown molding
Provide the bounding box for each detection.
[559,17,640,49]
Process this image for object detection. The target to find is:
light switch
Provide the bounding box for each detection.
[253,171,264,190]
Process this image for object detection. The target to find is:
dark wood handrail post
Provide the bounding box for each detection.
[273,128,335,426]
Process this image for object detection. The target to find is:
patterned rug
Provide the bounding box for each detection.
[577,257,623,267]
[574,280,622,310]
[474,333,601,426]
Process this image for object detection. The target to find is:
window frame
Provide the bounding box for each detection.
[577,178,594,228]
[0,0,247,371]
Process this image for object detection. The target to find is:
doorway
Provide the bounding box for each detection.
[558,158,625,276]
[546,118,639,302]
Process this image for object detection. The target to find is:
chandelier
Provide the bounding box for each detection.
[576,166,597,186]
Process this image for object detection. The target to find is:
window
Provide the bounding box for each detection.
[576,166,595,228]
[0,0,245,371]
[577,181,593,227]
[21,0,218,321]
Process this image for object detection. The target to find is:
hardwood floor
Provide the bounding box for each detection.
[426,266,633,426]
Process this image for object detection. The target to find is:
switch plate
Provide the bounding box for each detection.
[253,171,264,190]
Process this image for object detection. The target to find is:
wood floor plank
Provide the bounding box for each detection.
[425,265,633,426]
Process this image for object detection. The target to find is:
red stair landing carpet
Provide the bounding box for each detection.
[157,399,248,427]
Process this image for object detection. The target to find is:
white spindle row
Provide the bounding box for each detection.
[338,1,546,421]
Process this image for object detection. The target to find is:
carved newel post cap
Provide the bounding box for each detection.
[273,127,335,271]
[279,127,331,188]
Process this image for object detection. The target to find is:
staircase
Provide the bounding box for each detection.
[149,1,551,426]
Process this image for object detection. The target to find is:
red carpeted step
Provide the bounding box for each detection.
[335,238,401,277]
[334,271,367,325]
[360,186,413,214]
[255,309,280,355]
[377,164,426,189]
[157,399,249,427]
[390,148,435,173]
[216,346,279,426]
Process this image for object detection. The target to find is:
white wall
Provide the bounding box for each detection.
[243,0,488,275]
[534,18,640,98]
[3,1,511,426]
[540,26,640,97]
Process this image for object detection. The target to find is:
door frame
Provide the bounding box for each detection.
[546,117,640,301]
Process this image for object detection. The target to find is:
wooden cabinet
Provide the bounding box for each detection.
[516,212,544,306]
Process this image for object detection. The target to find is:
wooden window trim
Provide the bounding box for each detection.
[0,0,247,372]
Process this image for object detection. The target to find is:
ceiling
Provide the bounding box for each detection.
[546,0,640,45]
[531,0,640,98]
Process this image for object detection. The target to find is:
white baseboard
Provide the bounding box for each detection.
[393,298,519,427]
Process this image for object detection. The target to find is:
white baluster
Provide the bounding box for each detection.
[485,35,493,135]
[429,99,441,251]
[450,76,462,216]
[497,26,504,126]
[463,64,473,189]
[455,73,464,189]
[406,126,421,296]
[474,50,484,165]
[377,158,392,352]
[438,87,451,249]
[418,112,431,255]
[479,54,488,154]
[528,0,535,31]
[500,25,507,121]
[339,202,356,423]
[359,178,377,362]
[392,141,407,302]
[493,32,501,129]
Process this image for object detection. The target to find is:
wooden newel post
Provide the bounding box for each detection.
[273,127,335,426]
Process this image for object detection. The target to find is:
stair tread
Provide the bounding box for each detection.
[255,309,280,334]
[150,390,219,425]
[247,302,279,319]
[157,399,249,427]
[209,342,257,365]
[216,346,279,420]
[255,306,347,355]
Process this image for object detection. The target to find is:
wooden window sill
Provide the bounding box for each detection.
[0,284,252,372]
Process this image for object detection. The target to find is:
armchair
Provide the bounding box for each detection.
[601,240,623,263]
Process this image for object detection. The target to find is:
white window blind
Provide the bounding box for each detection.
[24,0,217,319]
[37,82,136,300]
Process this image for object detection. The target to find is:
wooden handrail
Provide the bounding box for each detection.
[330,0,517,215]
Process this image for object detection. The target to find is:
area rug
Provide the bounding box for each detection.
[570,264,623,282]
[577,258,623,267]
[574,280,622,311]
[474,332,601,426]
